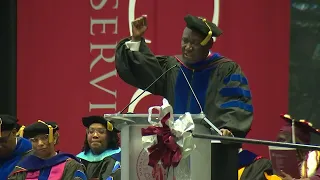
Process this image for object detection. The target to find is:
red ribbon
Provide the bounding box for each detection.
[141,113,182,169]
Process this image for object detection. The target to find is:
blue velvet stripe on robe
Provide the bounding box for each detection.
[174,52,253,115]
[0,137,32,179]
[238,150,260,169]
[220,73,252,112]
[16,152,82,179]
[174,53,222,114]
[17,152,80,170]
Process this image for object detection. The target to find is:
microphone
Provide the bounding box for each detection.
[178,66,222,135]
[119,64,178,114]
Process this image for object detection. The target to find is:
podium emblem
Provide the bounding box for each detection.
[136,149,167,180]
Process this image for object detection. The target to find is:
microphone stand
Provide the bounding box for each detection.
[118,65,178,114]
[179,66,239,180]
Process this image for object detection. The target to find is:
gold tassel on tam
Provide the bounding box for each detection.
[107,121,113,131]
[199,18,212,46]
[38,120,54,143]
[16,125,25,137]
[48,125,53,143]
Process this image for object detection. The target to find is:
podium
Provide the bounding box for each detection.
[104,113,219,180]
[105,113,320,180]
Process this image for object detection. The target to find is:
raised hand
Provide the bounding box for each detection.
[131,15,147,41]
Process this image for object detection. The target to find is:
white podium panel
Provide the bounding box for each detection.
[104,114,213,180]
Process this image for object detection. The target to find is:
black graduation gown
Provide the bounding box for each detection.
[77,149,121,180]
[238,150,281,180]
[115,38,253,137]
[80,157,120,180]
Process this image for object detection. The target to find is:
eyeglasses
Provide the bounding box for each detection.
[29,134,49,143]
[87,128,107,135]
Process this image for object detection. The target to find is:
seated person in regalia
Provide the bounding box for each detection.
[0,115,32,179]
[77,116,121,180]
[8,120,87,180]
[238,148,281,180]
[277,114,320,180]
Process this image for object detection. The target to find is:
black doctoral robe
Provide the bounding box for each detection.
[115,38,253,138]
[238,150,282,180]
[8,152,87,180]
[77,148,121,180]
[7,121,87,179]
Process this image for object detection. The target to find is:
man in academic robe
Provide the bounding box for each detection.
[238,149,282,180]
[277,114,320,180]
[115,14,253,138]
[0,114,32,179]
[8,120,87,180]
[77,116,121,180]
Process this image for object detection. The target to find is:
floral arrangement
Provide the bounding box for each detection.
[141,99,196,179]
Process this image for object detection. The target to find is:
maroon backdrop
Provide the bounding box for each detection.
[17,0,290,157]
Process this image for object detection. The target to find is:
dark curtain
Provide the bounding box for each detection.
[289,0,320,144]
[0,0,17,116]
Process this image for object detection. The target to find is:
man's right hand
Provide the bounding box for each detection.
[131,15,147,42]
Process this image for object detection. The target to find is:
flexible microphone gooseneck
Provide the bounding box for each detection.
[119,65,178,114]
[178,66,222,135]
[118,62,222,135]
